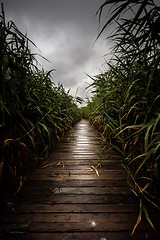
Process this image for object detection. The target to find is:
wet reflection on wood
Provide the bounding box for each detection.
[0,119,160,240]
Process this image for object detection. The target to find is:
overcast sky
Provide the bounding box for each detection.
[4,0,110,102]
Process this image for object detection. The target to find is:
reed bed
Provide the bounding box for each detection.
[0,4,80,207]
[87,0,160,232]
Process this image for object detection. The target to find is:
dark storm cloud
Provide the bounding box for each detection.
[4,0,108,101]
[5,0,102,24]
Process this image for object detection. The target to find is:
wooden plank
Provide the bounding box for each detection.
[21,179,128,187]
[1,220,159,232]
[2,212,141,223]
[48,153,121,160]
[34,169,126,174]
[13,203,139,213]
[1,232,160,240]
[17,186,131,195]
[14,194,136,204]
[40,160,122,168]
[30,173,127,181]
[39,163,123,170]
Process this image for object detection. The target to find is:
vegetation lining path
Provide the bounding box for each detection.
[0,119,160,240]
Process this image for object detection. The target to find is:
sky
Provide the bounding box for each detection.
[4,0,110,103]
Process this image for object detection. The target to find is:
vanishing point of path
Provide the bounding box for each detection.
[0,119,160,240]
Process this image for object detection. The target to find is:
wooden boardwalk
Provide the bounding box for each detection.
[0,119,160,239]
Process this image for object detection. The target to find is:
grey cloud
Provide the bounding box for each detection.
[4,0,108,100]
[5,0,103,23]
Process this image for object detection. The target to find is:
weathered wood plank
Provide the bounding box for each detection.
[22,179,128,187]
[34,169,126,174]
[40,163,123,170]
[1,232,160,240]
[17,186,131,195]
[48,153,121,160]
[14,194,136,204]
[1,219,158,232]
[30,174,127,180]
[12,203,139,213]
[2,212,142,223]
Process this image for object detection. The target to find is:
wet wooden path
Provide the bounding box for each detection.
[1,119,160,239]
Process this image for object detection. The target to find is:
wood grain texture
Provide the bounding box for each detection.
[0,119,160,240]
